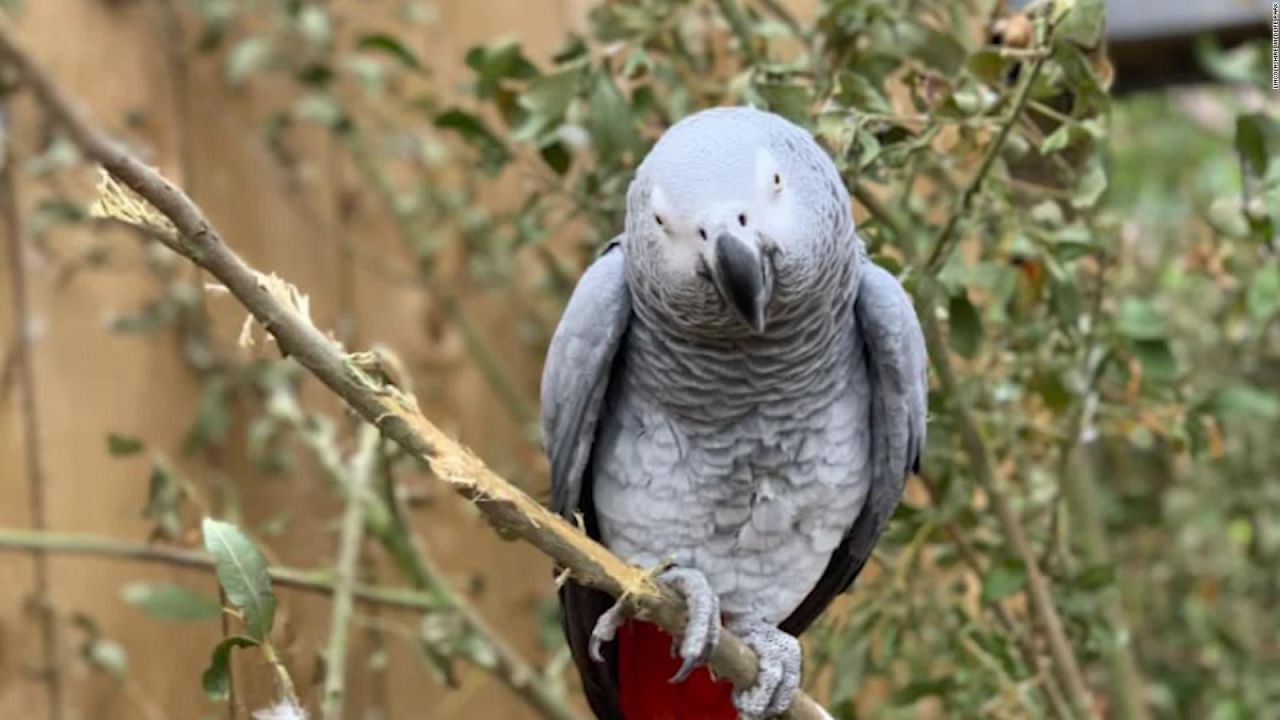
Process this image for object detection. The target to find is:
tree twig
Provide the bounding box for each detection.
[0,18,832,720]
[320,425,379,720]
[917,49,1050,277]
[0,90,64,720]
[851,29,1097,717]
[0,528,454,612]
[914,286,1096,717]
[265,369,582,720]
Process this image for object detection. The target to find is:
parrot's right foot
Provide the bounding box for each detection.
[587,566,721,684]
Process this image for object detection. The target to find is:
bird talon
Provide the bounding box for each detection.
[669,655,699,684]
[657,567,721,685]
[588,602,626,663]
[729,621,802,719]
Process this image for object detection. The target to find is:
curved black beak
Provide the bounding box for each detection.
[711,232,770,333]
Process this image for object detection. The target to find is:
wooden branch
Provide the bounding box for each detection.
[0,529,449,612]
[320,426,379,720]
[1,90,65,720]
[0,17,831,720]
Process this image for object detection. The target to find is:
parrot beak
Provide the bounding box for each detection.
[711,232,771,333]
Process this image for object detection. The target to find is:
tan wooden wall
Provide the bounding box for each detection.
[0,1,821,719]
[0,1,603,718]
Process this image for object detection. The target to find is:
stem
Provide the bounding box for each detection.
[0,21,830,719]
[258,640,301,712]
[915,282,1096,717]
[341,130,537,430]
[320,425,379,720]
[713,0,760,62]
[753,0,804,38]
[0,95,64,720]
[851,31,1096,717]
[918,474,1076,720]
[918,50,1050,277]
[0,529,451,612]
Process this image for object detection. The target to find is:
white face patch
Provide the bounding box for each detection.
[648,182,707,275]
[751,146,797,249]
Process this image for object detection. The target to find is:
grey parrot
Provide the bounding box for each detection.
[540,106,928,720]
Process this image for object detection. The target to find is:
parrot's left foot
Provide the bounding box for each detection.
[728,619,802,720]
[586,566,721,684]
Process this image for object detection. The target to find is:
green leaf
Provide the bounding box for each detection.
[464,38,538,100]
[142,461,186,541]
[1114,298,1166,340]
[202,518,276,642]
[201,635,259,701]
[357,33,426,74]
[111,298,177,335]
[752,78,814,124]
[106,433,144,456]
[1071,160,1108,209]
[1058,0,1105,46]
[435,109,511,176]
[587,73,640,163]
[514,64,587,140]
[982,561,1027,602]
[947,294,982,359]
[833,72,890,114]
[121,582,221,622]
[184,379,232,454]
[292,93,348,132]
[87,638,129,678]
[1236,113,1279,180]
[1247,261,1280,321]
[1213,384,1280,420]
[226,37,273,87]
[1132,338,1178,382]
[1076,563,1116,591]
[895,676,957,703]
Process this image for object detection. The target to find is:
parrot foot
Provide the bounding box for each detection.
[658,567,720,683]
[728,620,802,720]
[586,566,721,685]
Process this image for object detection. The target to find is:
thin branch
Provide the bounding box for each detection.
[917,474,1076,720]
[0,19,832,720]
[914,283,1096,717]
[753,0,804,38]
[0,529,453,612]
[265,370,582,720]
[340,130,537,430]
[0,92,64,720]
[851,28,1097,717]
[918,49,1050,277]
[320,425,379,720]
[713,0,761,62]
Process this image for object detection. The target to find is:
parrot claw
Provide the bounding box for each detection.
[588,601,626,663]
[729,620,802,719]
[658,567,720,684]
[585,566,722,683]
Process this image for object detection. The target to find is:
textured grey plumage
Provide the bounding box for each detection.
[540,107,927,719]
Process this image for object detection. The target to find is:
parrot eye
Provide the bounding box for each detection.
[698,228,707,240]
[738,213,747,227]
[772,173,782,190]
[654,214,665,227]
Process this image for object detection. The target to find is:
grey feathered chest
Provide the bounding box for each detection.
[592,282,873,624]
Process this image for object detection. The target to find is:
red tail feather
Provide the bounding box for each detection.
[617,620,737,720]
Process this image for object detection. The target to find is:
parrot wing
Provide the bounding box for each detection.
[781,255,928,635]
[542,237,631,519]
[540,238,632,720]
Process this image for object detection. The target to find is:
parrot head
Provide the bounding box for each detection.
[624,106,854,336]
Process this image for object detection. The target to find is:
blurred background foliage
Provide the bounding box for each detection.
[2,0,1278,719]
